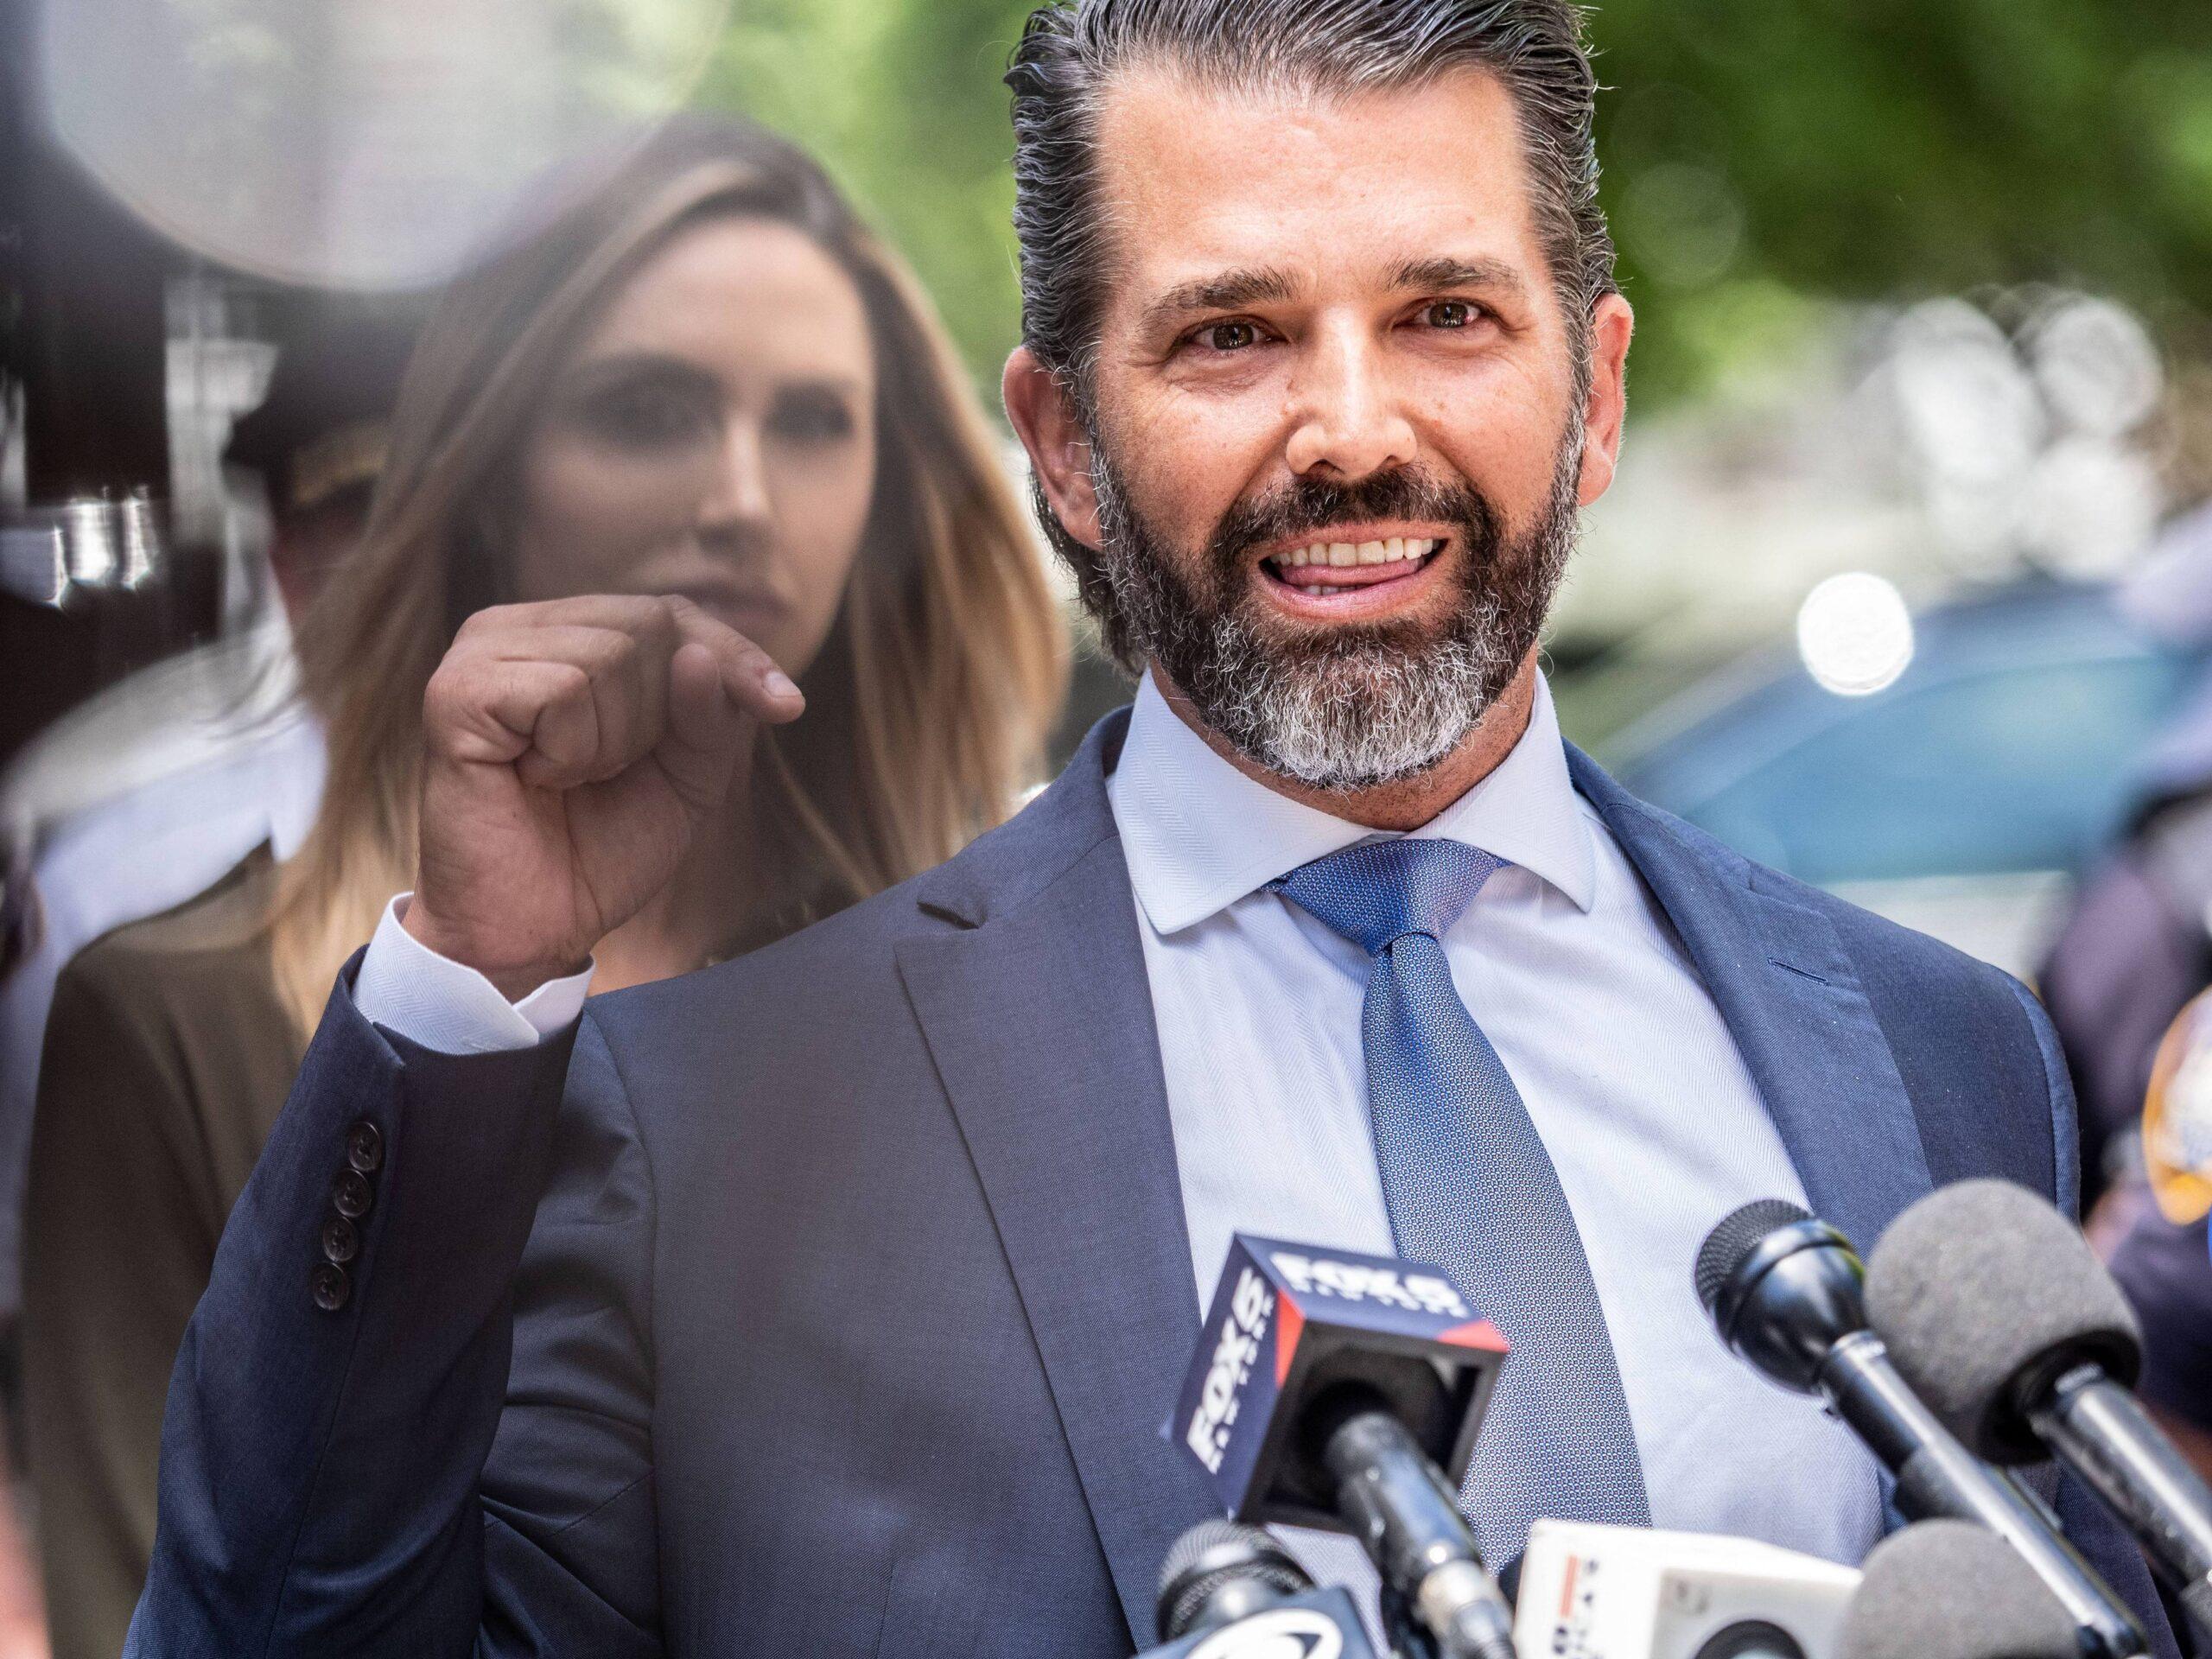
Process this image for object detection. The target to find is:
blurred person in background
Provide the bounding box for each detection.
[0,312,413,1351]
[2042,504,2212,1211]
[2088,992,2212,1494]
[2038,513,2212,1526]
[22,114,1065,1659]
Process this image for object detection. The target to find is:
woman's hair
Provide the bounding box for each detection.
[267,116,1068,1033]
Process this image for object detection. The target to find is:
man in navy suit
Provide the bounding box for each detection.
[130,1,2177,1654]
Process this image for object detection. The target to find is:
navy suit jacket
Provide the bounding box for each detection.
[127,712,2178,1657]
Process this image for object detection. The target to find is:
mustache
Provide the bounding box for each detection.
[1205,468,1501,571]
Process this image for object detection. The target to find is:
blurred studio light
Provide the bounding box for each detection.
[1797,572,1915,696]
[36,0,735,292]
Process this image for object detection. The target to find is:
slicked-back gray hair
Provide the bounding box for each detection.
[1006,0,1612,404]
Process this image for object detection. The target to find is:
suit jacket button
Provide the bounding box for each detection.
[321,1216,359,1265]
[311,1263,351,1313]
[346,1120,385,1174]
[332,1169,373,1220]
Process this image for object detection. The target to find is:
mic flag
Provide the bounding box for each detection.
[1168,1233,1510,1529]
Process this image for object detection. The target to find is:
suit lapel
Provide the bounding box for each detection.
[897,717,1217,1645]
[1568,748,1934,1256]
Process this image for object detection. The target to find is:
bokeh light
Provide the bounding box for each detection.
[1796,572,1916,696]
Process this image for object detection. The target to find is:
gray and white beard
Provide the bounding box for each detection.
[1081,429,1585,794]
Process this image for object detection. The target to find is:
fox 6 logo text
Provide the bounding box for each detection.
[1185,1268,1274,1474]
[1266,1250,1467,1319]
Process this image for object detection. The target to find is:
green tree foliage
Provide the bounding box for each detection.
[699,0,1036,391]
[696,0,2212,406]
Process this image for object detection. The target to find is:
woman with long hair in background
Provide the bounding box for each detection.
[22,115,1066,1659]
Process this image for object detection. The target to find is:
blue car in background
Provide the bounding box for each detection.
[1596,578,2209,976]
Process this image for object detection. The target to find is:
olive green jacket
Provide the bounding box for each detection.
[23,851,302,1659]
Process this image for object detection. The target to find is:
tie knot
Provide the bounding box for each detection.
[1274,837,1508,957]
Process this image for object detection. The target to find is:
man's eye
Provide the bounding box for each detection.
[1423,300,1478,329]
[1197,321,1262,353]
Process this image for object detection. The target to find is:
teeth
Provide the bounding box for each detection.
[1268,536,1442,578]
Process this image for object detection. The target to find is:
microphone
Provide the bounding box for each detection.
[1167,1234,1516,1659]
[1141,1519,1378,1657]
[1512,1519,1859,1659]
[1836,1520,2082,1659]
[1156,1519,1312,1639]
[1864,1179,2212,1640]
[1694,1200,2145,1659]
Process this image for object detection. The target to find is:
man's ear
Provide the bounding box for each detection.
[1003,346,1103,549]
[1575,293,1635,508]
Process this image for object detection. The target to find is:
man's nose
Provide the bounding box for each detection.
[699,421,772,531]
[1284,323,1418,480]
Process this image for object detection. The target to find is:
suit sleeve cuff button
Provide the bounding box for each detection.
[311,1263,352,1313]
[346,1120,385,1174]
[321,1217,359,1266]
[332,1169,373,1220]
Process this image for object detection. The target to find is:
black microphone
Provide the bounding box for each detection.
[1141,1519,1378,1656]
[1168,1235,1517,1659]
[1694,1200,2145,1659]
[1315,1395,1516,1659]
[1865,1178,2212,1641]
[1837,1519,2083,1659]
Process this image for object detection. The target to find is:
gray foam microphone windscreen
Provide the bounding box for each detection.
[1838,1519,2082,1659]
[1863,1179,2141,1464]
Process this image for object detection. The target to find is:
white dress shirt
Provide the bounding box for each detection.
[354,671,1883,1611]
[1106,671,1883,1605]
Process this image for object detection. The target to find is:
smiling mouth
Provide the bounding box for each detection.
[1259,535,1443,597]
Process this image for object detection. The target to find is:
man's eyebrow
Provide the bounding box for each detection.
[1138,266,1303,334]
[1389,256,1529,300]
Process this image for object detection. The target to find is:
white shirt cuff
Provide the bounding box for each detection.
[353,895,594,1054]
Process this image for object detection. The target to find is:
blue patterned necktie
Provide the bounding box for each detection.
[1275,836,1649,1565]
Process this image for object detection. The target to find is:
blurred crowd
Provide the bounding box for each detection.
[5,17,2212,1659]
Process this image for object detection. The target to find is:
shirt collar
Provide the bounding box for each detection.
[1108,668,1597,936]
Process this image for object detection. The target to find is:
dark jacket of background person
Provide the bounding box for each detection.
[120,724,2177,1658]
[23,851,301,1659]
[2102,1183,2212,1459]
